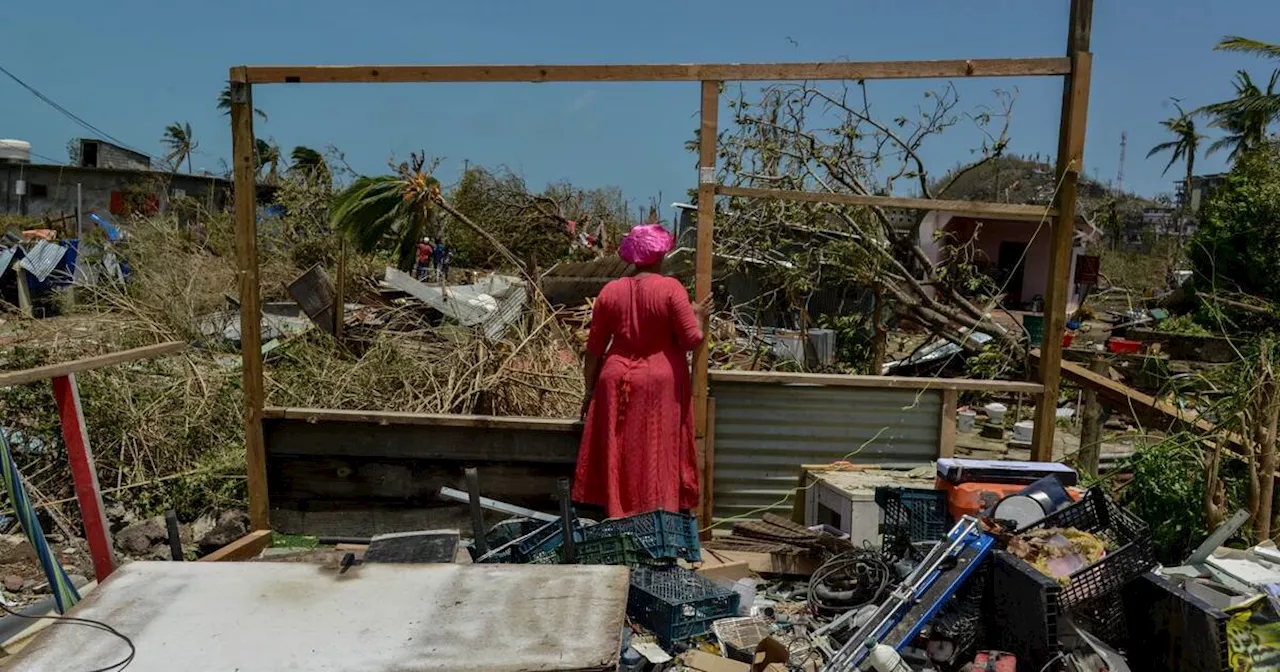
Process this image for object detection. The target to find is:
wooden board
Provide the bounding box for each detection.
[711,369,1043,393]
[716,185,1059,219]
[5,562,628,671]
[0,341,185,388]
[199,530,272,562]
[238,58,1073,84]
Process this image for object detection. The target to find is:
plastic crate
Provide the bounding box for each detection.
[1014,487,1155,608]
[987,550,1062,671]
[875,486,950,551]
[1121,573,1229,672]
[514,518,584,562]
[627,565,739,647]
[576,533,645,566]
[584,510,701,562]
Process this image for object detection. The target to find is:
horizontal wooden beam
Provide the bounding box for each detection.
[262,407,581,433]
[238,58,1072,84]
[199,530,273,561]
[711,369,1044,394]
[0,341,186,389]
[1029,349,1245,451]
[715,185,1059,219]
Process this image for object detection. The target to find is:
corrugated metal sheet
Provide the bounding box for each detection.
[18,241,67,282]
[710,380,942,522]
[0,247,20,278]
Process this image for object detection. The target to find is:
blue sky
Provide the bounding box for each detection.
[4,0,1278,214]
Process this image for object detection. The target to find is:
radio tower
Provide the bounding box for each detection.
[1116,131,1127,194]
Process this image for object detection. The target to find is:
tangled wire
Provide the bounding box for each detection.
[808,545,894,616]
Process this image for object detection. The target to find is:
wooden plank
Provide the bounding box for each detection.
[1030,349,1244,452]
[0,341,185,388]
[715,185,1059,220]
[240,58,1072,85]
[692,80,720,519]
[711,369,1044,394]
[701,397,717,539]
[262,406,582,432]
[230,72,270,531]
[939,389,958,459]
[52,374,116,582]
[198,529,272,562]
[262,416,580,463]
[1033,0,1094,461]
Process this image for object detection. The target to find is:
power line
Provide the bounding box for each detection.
[0,64,149,158]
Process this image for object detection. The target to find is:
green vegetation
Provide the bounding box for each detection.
[1189,142,1280,303]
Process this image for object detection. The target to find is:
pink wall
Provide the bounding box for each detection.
[918,213,1085,314]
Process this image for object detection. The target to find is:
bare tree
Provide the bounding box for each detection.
[711,80,1026,357]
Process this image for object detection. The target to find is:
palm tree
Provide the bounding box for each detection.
[1148,102,1205,236]
[255,139,281,184]
[331,152,524,272]
[216,82,268,121]
[288,145,330,184]
[1216,36,1280,60]
[161,122,198,174]
[1199,70,1280,161]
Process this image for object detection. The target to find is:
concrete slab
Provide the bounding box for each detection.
[4,561,628,671]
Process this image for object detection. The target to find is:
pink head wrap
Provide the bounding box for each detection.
[618,224,674,266]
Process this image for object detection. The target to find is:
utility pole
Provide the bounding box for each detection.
[1116,131,1127,195]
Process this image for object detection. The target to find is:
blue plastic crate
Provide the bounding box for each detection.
[514,519,584,562]
[583,510,701,562]
[875,486,949,550]
[627,565,739,647]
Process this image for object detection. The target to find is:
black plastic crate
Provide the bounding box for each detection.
[627,565,739,647]
[875,487,949,552]
[513,518,583,562]
[1014,487,1155,608]
[1073,594,1129,649]
[1121,573,1229,672]
[987,550,1062,671]
[584,510,700,562]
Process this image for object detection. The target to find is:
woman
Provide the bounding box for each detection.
[573,224,710,518]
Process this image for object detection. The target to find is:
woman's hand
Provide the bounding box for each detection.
[692,296,712,323]
[580,390,593,421]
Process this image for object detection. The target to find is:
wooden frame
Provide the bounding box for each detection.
[231,1,1093,527]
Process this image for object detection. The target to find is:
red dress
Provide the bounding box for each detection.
[573,274,704,518]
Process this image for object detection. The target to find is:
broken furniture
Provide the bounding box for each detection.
[798,466,935,546]
[7,561,629,671]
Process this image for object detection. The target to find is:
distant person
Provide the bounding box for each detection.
[415,238,432,280]
[432,238,446,280]
[441,247,452,281]
[574,224,710,518]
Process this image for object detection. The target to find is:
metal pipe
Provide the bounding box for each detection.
[557,477,576,563]
[465,468,490,557]
[164,510,183,561]
[437,486,557,523]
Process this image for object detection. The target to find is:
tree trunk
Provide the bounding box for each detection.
[1205,438,1227,531]
[871,284,887,374]
[1254,350,1279,542]
[1078,356,1106,478]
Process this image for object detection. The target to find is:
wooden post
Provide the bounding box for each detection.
[1077,356,1105,476]
[230,71,270,531]
[939,389,958,459]
[702,397,717,535]
[52,374,115,582]
[693,80,720,525]
[1032,0,1093,461]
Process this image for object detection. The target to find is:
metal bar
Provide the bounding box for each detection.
[165,510,183,561]
[52,374,115,582]
[437,486,558,523]
[557,478,576,564]
[465,468,490,557]
[1185,509,1250,566]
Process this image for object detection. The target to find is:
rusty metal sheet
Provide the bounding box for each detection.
[7,561,628,671]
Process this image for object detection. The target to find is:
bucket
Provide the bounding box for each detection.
[985,402,1008,425]
[957,409,977,433]
[1012,420,1035,443]
[1108,337,1141,355]
[1022,314,1046,346]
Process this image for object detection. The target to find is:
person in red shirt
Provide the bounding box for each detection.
[415,238,432,280]
[574,224,710,518]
